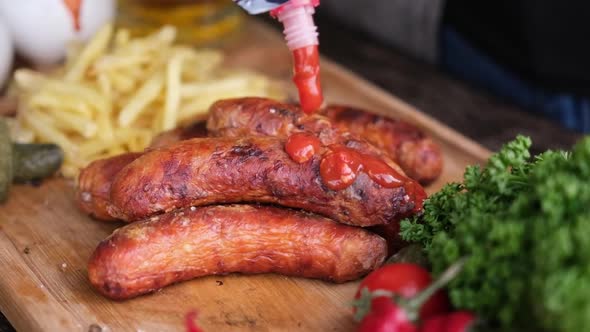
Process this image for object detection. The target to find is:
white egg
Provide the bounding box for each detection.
[0,0,115,65]
[0,19,13,88]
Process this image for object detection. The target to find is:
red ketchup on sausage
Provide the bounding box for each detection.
[285,132,321,163]
[319,145,426,212]
[272,0,323,114]
[319,146,362,190]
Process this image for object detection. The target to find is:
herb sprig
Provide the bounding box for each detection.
[401,135,590,331]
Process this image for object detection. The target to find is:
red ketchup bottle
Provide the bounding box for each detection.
[234,0,324,114]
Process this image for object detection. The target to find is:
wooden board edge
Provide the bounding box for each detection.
[319,59,492,163]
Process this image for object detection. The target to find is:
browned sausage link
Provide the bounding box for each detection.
[77,153,143,221]
[109,136,424,226]
[207,97,348,146]
[206,97,407,175]
[206,97,328,137]
[88,204,388,300]
[206,97,442,184]
[322,105,443,184]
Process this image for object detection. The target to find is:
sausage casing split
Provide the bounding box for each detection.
[77,152,143,221]
[206,97,442,184]
[109,136,425,226]
[88,204,388,300]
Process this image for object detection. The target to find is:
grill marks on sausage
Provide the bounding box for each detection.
[228,142,265,161]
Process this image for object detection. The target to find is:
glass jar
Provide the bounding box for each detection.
[116,0,243,45]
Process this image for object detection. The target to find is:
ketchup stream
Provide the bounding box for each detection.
[292,45,323,114]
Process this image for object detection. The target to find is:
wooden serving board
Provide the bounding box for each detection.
[0,19,490,332]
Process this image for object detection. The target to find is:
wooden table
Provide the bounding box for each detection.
[0,15,582,332]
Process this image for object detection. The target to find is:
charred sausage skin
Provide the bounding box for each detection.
[109,136,425,226]
[88,204,388,300]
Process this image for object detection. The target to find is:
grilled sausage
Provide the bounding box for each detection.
[77,152,143,221]
[76,122,208,221]
[108,136,425,226]
[207,98,407,175]
[206,97,442,184]
[88,204,388,300]
[322,106,443,184]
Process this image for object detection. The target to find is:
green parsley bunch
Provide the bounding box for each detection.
[401,135,590,331]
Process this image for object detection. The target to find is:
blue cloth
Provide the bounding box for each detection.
[440,27,590,133]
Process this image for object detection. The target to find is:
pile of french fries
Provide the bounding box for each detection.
[10,24,285,178]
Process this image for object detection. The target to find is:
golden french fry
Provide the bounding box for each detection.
[93,54,151,72]
[179,91,241,121]
[97,73,112,99]
[22,110,77,156]
[114,28,130,47]
[44,80,109,114]
[65,24,113,82]
[107,71,136,94]
[13,69,46,92]
[79,138,116,158]
[163,53,184,131]
[150,25,176,45]
[29,92,93,117]
[118,72,164,127]
[180,76,251,98]
[11,24,286,178]
[8,118,35,143]
[45,109,98,138]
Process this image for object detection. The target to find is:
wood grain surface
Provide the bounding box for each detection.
[1,18,493,332]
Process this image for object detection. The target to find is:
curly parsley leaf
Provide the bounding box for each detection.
[401,135,590,331]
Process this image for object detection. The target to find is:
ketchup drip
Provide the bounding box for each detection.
[292,45,323,114]
[319,147,362,191]
[285,132,321,163]
[63,0,82,31]
[319,145,426,212]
